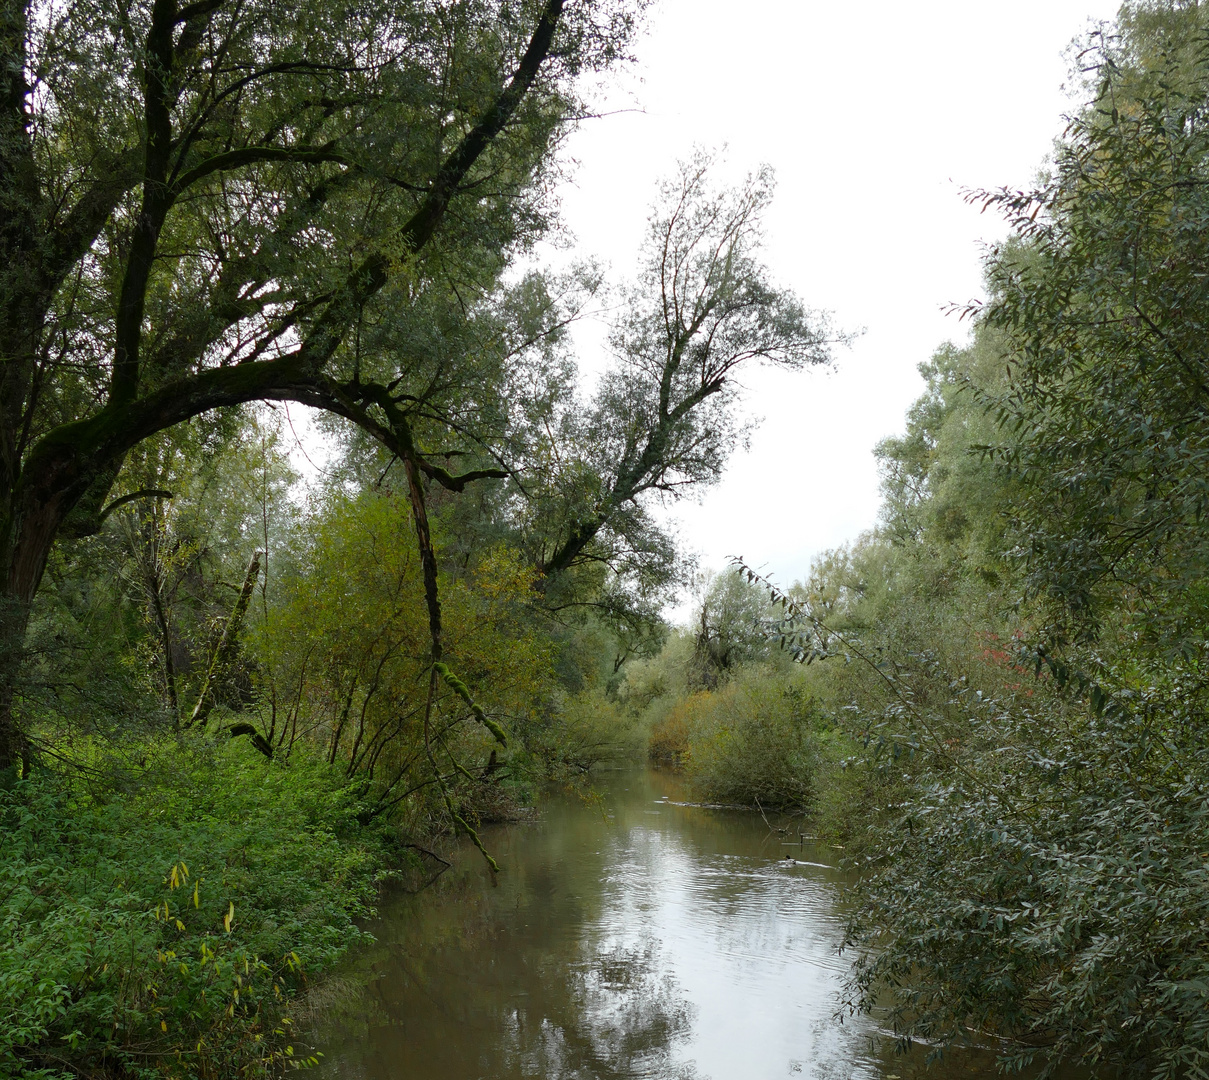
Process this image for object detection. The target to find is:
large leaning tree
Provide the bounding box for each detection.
[0,0,642,772]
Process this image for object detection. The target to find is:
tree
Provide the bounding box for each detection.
[825,8,1209,1071]
[0,0,641,771]
[534,154,838,585]
[289,153,840,679]
[688,567,772,688]
[973,2,1209,650]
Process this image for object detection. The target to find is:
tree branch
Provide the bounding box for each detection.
[170,143,349,196]
[98,488,174,524]
[288,0,566,375]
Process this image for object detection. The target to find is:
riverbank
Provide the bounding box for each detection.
[0,737,393,1079]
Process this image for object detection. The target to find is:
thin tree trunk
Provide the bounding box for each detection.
[133,514,179,714]
[0,599,30,778]
[187,551,261,728]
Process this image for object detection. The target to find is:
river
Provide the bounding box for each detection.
[312,768,1060,1079]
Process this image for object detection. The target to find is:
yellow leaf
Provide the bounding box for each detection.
[161,1021,168,1033]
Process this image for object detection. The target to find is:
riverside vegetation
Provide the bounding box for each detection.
[632,5,1209,1075]
[3,0,1209,1078]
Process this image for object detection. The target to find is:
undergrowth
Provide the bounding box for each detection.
[1,735,395,1079]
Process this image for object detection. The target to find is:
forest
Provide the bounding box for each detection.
[2,0,1209,1076]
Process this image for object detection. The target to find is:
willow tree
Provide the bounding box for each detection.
[974,5,1209,651]
[834,8,1209,1070]
[0,0,641,771]
[529,155,838,610]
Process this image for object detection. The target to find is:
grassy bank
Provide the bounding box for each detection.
[1,737,397,1080]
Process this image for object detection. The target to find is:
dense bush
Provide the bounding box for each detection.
[629,613,833,810]
[0,738,388,1079]
[646,701,692,767]
[524,690,647,776]
[820,9,1209,1073]
[678,667,822,809]
[842,671,1209,1077]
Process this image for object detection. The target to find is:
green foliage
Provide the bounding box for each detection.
[624,577,831,809]
[0,737,387,1079]
[767,311,1209,1070]
[253,486,556,829]
[675,666,823,810]
[842,670,1209,1077]
[772,8,1209,1071]
[973,2,1209,650]
[874,338,1013,577]
[686,569,777,687]
[0,0,646,775]
[25,411,299,734]
[524,690,648,776]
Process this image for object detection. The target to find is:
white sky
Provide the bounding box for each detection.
[549,0,1122,613]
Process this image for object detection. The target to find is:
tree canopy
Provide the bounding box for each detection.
[0,0,842,776]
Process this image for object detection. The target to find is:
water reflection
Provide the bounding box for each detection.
[314,770,1064,1079]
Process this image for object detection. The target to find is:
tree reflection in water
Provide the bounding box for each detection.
[311,771,1069,1080]
[310,900,705,1079]
[500,940,702,1079]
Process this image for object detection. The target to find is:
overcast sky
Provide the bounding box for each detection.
[544,0,1122,614]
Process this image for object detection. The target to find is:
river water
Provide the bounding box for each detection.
[313,768,1055,1080]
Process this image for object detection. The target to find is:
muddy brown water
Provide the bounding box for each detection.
[313,768,1070,1079]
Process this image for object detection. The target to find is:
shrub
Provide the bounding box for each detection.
[0,736,386,1079]
[680,667,821,809]
[841,668,1209,1076]
[528,691,647,777]
[647,697,694,767]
